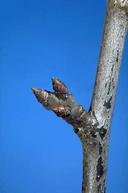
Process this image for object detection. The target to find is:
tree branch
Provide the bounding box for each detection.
[32,78,98,136]
[82,1,128,193]
[32,0,128,193]
[91,0,128,127]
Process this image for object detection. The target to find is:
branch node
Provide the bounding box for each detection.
[32,78,97,134]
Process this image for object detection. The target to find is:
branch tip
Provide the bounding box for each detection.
[32,87,48,105]
[52,77,69,94]
[32,87,42,96]
[32,79,95,131]
[31,87,40,94]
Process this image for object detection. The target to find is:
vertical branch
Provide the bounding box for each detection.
[81,1,128,193]
[91,0,128,127]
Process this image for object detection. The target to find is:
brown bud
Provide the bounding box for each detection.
[52,77,69,94]
[53,106,70,117]
[32,88,41,95]
[32,88,48,106]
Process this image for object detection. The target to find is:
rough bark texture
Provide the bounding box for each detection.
[32,0,128,193]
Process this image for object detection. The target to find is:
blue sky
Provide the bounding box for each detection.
[0,0,128,193]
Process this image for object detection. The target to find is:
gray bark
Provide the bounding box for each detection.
[82,1,128,192]
[32,0,128,193]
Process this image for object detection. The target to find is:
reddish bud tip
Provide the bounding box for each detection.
[31,88,41,94]
[32,88,48,104]
[52,77,69,94]
[31,88,43,96]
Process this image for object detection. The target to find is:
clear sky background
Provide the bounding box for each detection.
[0,0,128,193]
